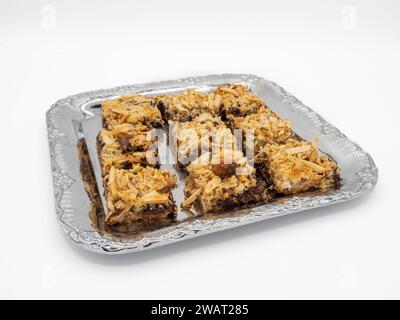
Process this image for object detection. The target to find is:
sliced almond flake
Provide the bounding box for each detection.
[204,176,221,194]
[114,123,136,132]
[207,94,214,109]
[121,204,133,215]
[214,94,222,108]
[127,114,142,123]
[110,108,128,115]
[299,159,326,173]
[126,179,136,190]
[131,151,147,157]
[140,190,160,199]
[182,188,202,208]
[311,137,320,158]
[115,200,126,209]
[218,87,239,97]
[101,134,115,145]
[138,191,169,205]
[286,145,311,155]
[106,199,115,212]
[109,166,116,183]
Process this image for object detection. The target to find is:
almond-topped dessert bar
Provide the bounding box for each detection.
[102,95,163,130]
[214,84,266,117]
[97,123,159,176]
[104,166,177,225]
[262,138,340,194]
[182,150,269,213]
[94,82,341,227]
[172,113,237,168]
[155,84,266,121]
[228,106,292,163]
[155,89,222,122]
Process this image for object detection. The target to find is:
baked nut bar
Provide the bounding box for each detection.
[104,166,177,225]
[214,84,266,117]
[155,85,266,121]
[182,150,269,213]
[97,124,159,176]
[172,113,237,168]
[155,89,221,122]
[263,138,339,194]
[94,82,341,226]
[102,95,163,130]
[228,106,292,163]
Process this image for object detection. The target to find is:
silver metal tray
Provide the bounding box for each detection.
[46,74,378,254]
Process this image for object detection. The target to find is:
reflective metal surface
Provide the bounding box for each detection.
[46,74,378,254]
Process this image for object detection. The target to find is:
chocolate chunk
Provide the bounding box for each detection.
[116,133,132,152]
[211,163,236,178]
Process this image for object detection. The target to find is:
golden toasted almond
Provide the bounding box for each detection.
[110,108,128,115]
[311,137,320,158]
[138,191,170,205]
[286,145,311,155]
[204,176,222,194]
[299,159,327,173]
[218,87,239,97]
[101,134,114,145]
[182,188,202,208]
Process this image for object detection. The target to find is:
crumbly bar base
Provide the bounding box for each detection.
[155,89,222,122]
[263,138,339,194]
[104,166,177,225]
[214,84,267,117]
[183,151,269,213]
[172,113,238,167]
[155,84,267,122]
[105,202,176,225]
[228,106,292,163]
[97,124,159,176]
[102,95,163,130]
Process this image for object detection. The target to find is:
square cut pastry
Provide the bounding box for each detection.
[213,84,266,117]
[102,95,163,130]
[97,124,159,176]
[228,106,292,163]
[263,138,340,194]
[171,113,237,168]
[104,166,177,225]
[182,150,269,213]
[155,89,222,122]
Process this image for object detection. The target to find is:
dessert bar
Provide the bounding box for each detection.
[102,95,163,130]
[214,84,266,117]
[155,89,221,122]
[228,106,292,163]
[96,82,340,226]
[97,123,159,176]
[156,84,266,122]
[172,113,237,168]
[262,138,339,194]
[182,150,269,213]
[104,166,177,225]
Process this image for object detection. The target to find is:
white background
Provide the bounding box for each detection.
[0,0,398,299]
